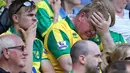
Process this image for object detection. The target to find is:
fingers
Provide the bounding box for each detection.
[19,28,27,41]
[28,23,36,31]
[90,12,103,29]
[91,13,100,25]
[91,12,105,25]
[96,12,105,20]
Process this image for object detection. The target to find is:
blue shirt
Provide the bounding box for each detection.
[59,7,80,19]
[81,0,92,5]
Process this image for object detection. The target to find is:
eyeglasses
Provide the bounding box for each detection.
[8,45,25,52]
[1,45,25,54]
[14,1,35,14]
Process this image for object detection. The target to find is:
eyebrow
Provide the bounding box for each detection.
[95,54,101,57]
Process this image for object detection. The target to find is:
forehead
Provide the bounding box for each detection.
[19,7,36,14]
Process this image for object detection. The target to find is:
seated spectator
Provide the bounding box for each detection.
[105,61,130,73]
[70,40,102,73]
[60,0,81,20]
[0,34,28,73]
[7,0,55,73]
[35,0,62,39]
[89,0,125,51]
[0,0,11,34]
[109,0,130,43]
[43,0,116,73]
[101,43,130,72]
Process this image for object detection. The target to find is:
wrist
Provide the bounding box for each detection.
[99,31,110,38]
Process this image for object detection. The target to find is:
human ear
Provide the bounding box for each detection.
[79,55,86,65]
[3,48,9,59]
[78,12,87,22]
[12,14,19,23]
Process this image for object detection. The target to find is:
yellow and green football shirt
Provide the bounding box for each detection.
[2,26,48,73]
[44,17,81,73]
[89,30,126,51]
[36,0,62,38]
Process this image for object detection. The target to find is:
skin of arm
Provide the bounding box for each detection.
[58,56,72,73]
[90,12,115,53]
[41,60,56,73]
[90,12,116,72]
[20,24,36,73]
[50,0,61,23]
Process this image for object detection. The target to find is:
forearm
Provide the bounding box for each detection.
[53,12,59,23]
[41,60,55,73]
[58,56,72,73]
[100,32,115,53]
[22,38,34,73]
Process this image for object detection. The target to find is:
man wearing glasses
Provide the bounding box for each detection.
[1,0,55,73]
[0,34,28,73]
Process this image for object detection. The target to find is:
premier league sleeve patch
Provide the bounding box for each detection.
[57,41,68,50]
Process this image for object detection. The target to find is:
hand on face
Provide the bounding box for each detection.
[90,12,111,36]
[19,23,36,41]
[50,0,61,13]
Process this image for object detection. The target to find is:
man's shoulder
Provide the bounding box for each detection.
[46,19,71,34]
[0,68,10,73]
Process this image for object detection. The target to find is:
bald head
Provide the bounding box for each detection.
[0,34,24,56]
[70,40,100,64]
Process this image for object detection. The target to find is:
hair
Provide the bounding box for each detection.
[110,44,130,63]
[105,61,130,73]
[8,0,36,23]
[77,0,115,26]
[70,40,90,64]
[0,34,16,56]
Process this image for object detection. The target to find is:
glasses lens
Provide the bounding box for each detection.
[23,1,31,6]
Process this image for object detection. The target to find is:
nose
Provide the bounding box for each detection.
[32,16,37,23]
[23,48,28,56]
[99,57,102,63]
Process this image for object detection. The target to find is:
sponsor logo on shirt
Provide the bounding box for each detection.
[72,33,78,38]
[57,41,68,50]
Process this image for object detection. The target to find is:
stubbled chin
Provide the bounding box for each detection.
[81,36,89,40]
[81,34,96,40]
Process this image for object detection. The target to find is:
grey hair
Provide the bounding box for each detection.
[0,34,15,56]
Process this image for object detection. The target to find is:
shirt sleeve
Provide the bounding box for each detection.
[46,29,71,60]
[33,39,48,61]
[36,8,53,37]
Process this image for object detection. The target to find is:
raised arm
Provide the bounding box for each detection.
[19,24,36,73]
[90,12,115,53]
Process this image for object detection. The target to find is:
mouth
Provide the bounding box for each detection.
[86,32,95,38]
[97,63,101,70]
[21,57,26,60]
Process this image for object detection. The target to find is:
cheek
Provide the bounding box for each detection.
[88,58,98,66]
[10,51,21,58]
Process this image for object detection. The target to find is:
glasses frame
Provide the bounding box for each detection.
[1,45,25,54]
[7,45,25,51]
